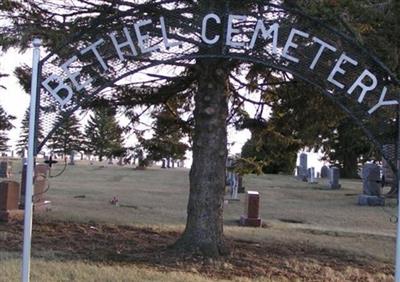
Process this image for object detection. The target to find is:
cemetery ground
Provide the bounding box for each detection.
[0,161,397,281]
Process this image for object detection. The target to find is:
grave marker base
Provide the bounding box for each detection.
[240,215,262,227]
[358,195,385,206]
[0,210,24,222]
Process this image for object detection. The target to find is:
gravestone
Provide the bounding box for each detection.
[297,153,308,181]
[308,167,317,184]
[33,164,49,205]
[0,181,20,210]
[0,161,11,178]
[226,157,240,199]
[320,165,329,178]
[296,166,301,177]
[240,191,261,227]
[21,164,50,206]
[358,163,384,206]
[238,175,245,193]
[69,151,75,165]
[0,180,23,222]
[328,167,341,189]
[382,144,396,196]
[361,163,381,196]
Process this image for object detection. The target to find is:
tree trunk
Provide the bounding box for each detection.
[342,153,358,178]
[175,59,229,257]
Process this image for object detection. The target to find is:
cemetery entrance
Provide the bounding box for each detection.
[18,2,400,282]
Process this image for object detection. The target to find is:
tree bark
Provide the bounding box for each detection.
[175,59,229,257]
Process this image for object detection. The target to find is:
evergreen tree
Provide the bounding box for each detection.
[0,71,15,152]
[141,102,189,166]
[241,121,302,174]
[0,106,15,152]
[48,114,83,155]
[16,108,43,157]
[84,107,125,162]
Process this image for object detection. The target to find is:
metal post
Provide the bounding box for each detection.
[22,38,41,282]
[396,104,400,282]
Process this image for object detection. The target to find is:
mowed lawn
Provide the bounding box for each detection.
[0,161,397,281]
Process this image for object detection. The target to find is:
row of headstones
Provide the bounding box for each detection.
[297,162,340,190]
[0,160,50,221]
[298,154,386,206]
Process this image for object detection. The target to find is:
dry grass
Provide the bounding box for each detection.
[1,253,268,282]
[0,160,397,281]
[0,251,392,282]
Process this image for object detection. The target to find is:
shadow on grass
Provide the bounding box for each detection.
[0,221,394,281]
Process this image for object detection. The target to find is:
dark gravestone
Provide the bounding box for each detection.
[0,181,20,210]
[307,168,312,179]
[382,144,396,195]
[358,163,384,206]
[329,167,341,189]
[240,191,261,227]
[298,153,308,181]
[320,165,329,178]
[238,175,245,193]
[0,161,11,178]
[361,163,381,196]
[118,157,123,166]
[0,180,23,222]
[69,151,75,165]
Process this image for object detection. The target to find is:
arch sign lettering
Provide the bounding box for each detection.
[22,3,400,282]
[36,4,399,168]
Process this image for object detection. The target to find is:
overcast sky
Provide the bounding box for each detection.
[0,48,31,149]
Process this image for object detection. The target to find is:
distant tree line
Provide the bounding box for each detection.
[14,105,187,166]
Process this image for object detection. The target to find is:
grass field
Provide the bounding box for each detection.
[0,160,397,281]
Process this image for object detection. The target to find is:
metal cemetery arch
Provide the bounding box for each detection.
[23,2,400,282]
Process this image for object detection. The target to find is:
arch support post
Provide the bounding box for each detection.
[21,38,41,282]
[396,103,400,282]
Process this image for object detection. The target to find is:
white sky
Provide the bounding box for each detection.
[0,49,31,148]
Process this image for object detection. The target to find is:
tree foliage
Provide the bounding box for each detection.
[84,107,124,162]
[0,106,15,152]
[141,101,189,164]
[15,108,43,157]
[48,114,83,155]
